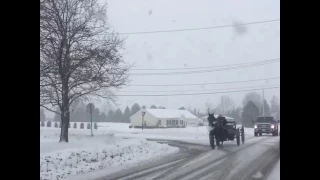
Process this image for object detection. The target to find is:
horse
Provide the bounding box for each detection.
[208,113,228,149]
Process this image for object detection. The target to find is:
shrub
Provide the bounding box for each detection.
[73,123,77,129]
[41,121,45,127]
[80,123,84,129]
[46,121,52,127]
[87,123,91,129]
[59,122,61,128]
[94,123,98,129]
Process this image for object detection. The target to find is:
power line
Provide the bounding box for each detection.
[118,19,280,35]
[128,77,280,87]
[129,59,279,75]
[131,58,279,71]
[118,84,280,93]
[115,86,280,96]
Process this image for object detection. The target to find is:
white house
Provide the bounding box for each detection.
[130,108,200,128]
[200,114,235,125]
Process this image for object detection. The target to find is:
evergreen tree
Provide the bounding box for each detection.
[107,110,114,122]
[123,106,131,123]
[178,107,185,110]
[262,99,271,116]
[70,104,86,122]
[100,112,107,122]
[130,103,141,116]
[113,109,124,122]
[241,101,260,127]
[242,92,262,110]
[150,105,157,109]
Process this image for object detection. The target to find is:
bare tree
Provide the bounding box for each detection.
[40,0,130,142]
[216,95,235,115]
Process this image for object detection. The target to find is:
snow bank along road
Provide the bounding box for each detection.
[94,136,280,180]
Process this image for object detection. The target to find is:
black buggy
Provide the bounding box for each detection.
[208,114,245,149]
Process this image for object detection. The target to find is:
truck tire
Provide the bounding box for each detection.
[272,131,278,136]
[254,132,258,137]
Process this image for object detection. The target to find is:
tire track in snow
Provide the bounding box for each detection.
[160,137,270,180]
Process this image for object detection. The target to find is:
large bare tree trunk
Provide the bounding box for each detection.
[60,80,70,142]
[59,114,69,142]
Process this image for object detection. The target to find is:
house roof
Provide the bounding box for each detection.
[201,114,234,120]
[145,109,198,119]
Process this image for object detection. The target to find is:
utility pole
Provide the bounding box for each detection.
[262,89,265,116]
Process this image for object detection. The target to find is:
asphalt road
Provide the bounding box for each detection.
[95,135,280,180]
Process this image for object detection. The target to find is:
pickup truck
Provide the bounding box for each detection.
[253,117,279,136]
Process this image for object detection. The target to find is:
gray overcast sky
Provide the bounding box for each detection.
[45,0,280,118]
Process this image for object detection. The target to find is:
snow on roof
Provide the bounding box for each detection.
[201,114,234,120]
[145,109,198,119]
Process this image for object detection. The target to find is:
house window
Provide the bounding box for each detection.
[167,120,171,125]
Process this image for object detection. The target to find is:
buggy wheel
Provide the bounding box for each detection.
[209,134,215,149]
[241,127,245,144]
[236,130,240,146]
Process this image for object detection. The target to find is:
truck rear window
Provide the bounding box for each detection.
[256,117,274,123]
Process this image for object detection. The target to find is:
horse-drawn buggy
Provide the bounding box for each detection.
[208,113,245,149]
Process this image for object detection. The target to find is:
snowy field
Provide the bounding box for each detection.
[40,128,178,180]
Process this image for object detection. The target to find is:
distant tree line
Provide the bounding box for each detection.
[52,103,146,123]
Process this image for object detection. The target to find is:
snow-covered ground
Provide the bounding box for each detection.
[40,123,256,180]
[40,128,178,180]
[267,160,280,180]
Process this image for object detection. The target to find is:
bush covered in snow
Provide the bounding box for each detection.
[73,123,77,129]
[94,123,98,129]
[41,121,45,127]
[80,123,84,129]
[46,121,52,127]
[87,123,91,129]
[54,122,58,128]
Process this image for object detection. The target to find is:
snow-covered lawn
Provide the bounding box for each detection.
[40,128,178,180]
